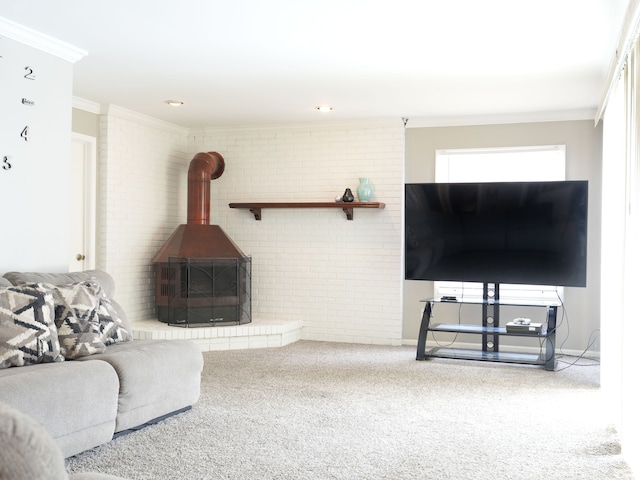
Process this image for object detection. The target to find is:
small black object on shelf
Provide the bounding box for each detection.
[342,188,354,202]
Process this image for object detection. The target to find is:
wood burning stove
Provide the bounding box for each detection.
[151,152,251,326]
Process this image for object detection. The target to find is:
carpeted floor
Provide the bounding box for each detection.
[66,341,634,479]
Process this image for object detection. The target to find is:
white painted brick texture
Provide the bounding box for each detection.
[98,113,188,321]
[189,121,404,345]
[99,116,404,345]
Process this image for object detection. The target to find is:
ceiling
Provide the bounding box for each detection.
[0,0,630,128]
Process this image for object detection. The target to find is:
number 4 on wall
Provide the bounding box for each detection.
[20,126,29,141]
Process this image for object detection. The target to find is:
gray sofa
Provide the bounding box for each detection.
[0,402,127,479]
[0,269,203,458]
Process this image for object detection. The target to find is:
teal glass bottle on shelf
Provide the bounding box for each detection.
[356,177,372,202]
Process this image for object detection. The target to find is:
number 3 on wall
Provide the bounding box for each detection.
[20,126,29,141]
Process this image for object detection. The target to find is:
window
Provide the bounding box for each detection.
[434,145,566,301]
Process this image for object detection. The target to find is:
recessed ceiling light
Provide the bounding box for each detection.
[165,100,184,107]
[315,105,333,113]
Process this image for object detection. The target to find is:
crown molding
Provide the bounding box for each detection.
[102,104,189,136]
[195,117,403,135]
[0,16,87,63]
[405,109,597,129]
[72,96,101,114]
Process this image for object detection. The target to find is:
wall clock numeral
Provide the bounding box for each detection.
[20,126,29,141]
[2,156,12,171]
[24,66,36,80]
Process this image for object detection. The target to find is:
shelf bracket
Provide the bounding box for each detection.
[249,208,262,220]
[342,207,354,220]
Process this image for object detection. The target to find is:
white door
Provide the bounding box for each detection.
[69,133,97,272]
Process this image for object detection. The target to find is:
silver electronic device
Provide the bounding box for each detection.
[505,317,543,334]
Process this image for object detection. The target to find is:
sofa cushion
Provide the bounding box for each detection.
[0,402,69,480]
[0,360,119,458]
[4,270,116,296]
[0,284,64,369]
[78,340,203,433]
[0,277,11,288]
[3,270,132,335]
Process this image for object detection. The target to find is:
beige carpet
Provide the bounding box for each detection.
[66,341,634,479]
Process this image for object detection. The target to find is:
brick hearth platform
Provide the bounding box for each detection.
[132,318,302,351]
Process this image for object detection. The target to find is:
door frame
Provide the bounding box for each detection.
[71,132,97,271]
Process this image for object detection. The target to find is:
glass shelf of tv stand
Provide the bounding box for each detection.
[427,323,548,337]
[417,296,559,370]
[422,347,548,367]
[423,296,561,308]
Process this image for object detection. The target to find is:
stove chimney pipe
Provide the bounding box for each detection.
[187,151,225,225]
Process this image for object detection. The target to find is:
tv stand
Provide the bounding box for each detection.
[416,283,559,371]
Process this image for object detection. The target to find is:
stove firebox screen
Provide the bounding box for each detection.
[155,256,251,326]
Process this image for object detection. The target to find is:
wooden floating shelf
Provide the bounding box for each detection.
[228,202,385,220]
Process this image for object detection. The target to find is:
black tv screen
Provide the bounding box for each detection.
[405,181,588,287]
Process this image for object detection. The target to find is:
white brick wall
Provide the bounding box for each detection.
[99,113,405,346]
[189,120,405,345]
[98,107,189,321]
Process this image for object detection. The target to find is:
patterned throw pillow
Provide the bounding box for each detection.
[95,284,133,345]
[0,283,64,368]
[47,280,132,359]
[48,281,106,359]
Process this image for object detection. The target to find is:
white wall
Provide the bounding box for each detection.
[404,120,603,354]
[188,122,404,344]
[97,106,189,320]
[0,35,77,271]
[600,56,640,477]
[94,113,604,351]
[96,112,406,345]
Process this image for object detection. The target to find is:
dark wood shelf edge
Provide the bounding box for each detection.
[229,202,385,220]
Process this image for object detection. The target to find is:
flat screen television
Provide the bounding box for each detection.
[405,181,588,287]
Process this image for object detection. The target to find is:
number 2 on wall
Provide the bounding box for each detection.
[24,66,35,80]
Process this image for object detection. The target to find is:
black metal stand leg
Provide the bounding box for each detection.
[416,302,433,360]
[482,283,499,354]
[545,306,558,371]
